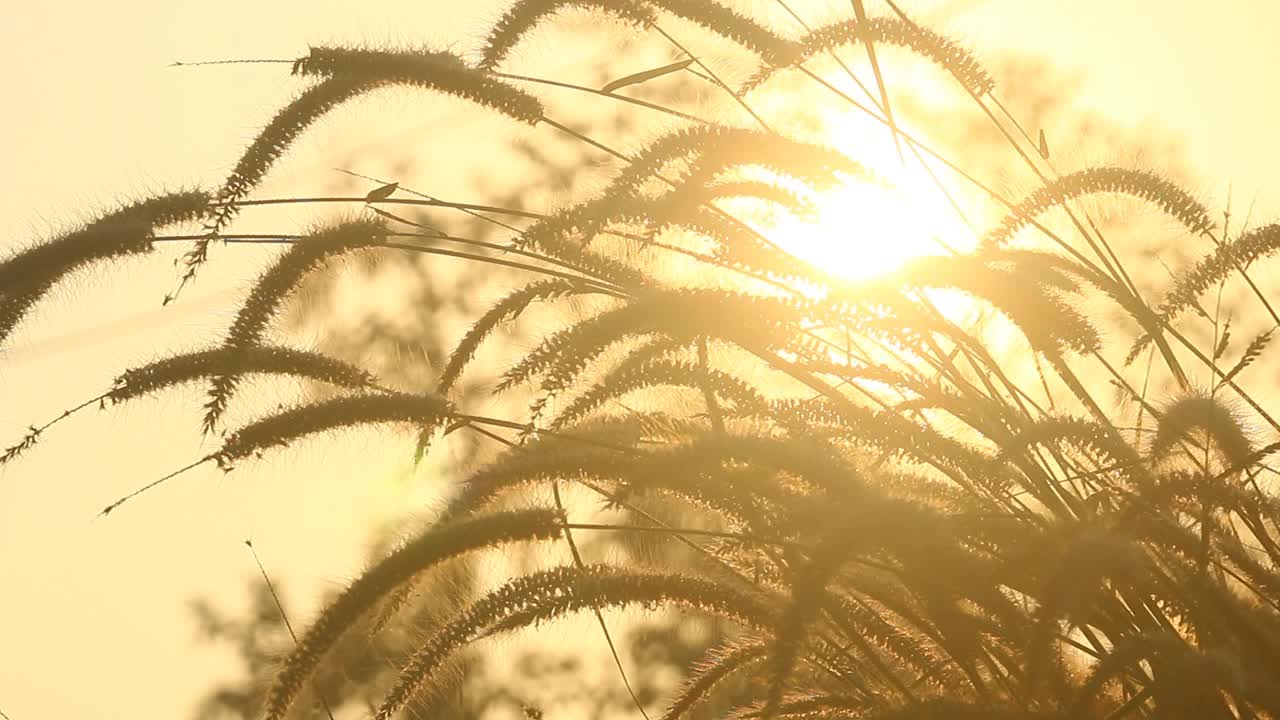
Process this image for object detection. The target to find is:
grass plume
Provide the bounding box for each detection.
[1,191,208,342]
[213,391,451,468]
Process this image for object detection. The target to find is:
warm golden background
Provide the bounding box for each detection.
[2,1,1280,717]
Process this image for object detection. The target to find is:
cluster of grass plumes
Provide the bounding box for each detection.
[0,345,378,467]
[203,218,390,430]
[13,1,1280,719]
[261,508,565,720]
[175,45,544,298]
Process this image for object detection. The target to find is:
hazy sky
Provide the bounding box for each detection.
[3,1,1280,718]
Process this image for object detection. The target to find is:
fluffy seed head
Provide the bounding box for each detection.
[1150,390,1254,470]
[109,346,377,402]
[479,0,655,69]
[985,167,1213,248]
[746,16,993,95]
[0,191,209,344]
[215,391,452,467]
[293,46,545,124]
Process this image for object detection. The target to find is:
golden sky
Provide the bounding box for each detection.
[3,1,1280,718]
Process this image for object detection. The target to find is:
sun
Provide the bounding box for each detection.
[768,110,977,283]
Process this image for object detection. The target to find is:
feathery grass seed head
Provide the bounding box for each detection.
[746,16,993,95]
[215,391,451,468]
[109,346,377,403]
[985,167,1212,248]
[0,190,209,344]
[1150,391,1255,470]
[479,0,655,69]
[294,46,544,124]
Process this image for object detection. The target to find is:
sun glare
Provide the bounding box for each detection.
[769,111,976,282]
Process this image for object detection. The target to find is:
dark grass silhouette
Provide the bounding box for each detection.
[6,2,1280,719]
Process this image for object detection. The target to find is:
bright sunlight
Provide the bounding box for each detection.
[769,110,976,282]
